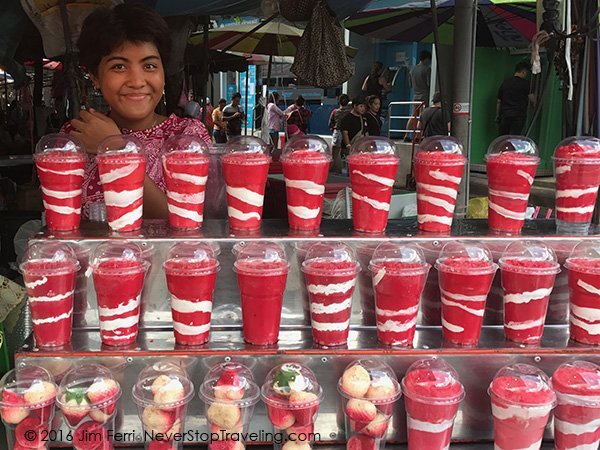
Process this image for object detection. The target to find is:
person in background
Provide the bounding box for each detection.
[362,61,392,98]
[405,50,432,142]
[62,3,211,220]
[339,96,368,166]
[418,92,450,138]
[267,92,284,151]
[285,95,312,136]
[222,92,245,137]
[365,95,382,136]
[329,94,351,172]
[496,61,535,135]
[211,98,227,143]
[199,97,214,131]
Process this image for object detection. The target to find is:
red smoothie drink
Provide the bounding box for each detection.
[222,137,270,231]
[91,242,148,346]
[499,241,560,344]
[162,135,210,230]
[282,136,331,230]
[234,242,289,345]
[402,358,465,450]
[553,137,600,234]
[489,364,556,450]
[414,137,465,233]
[20,242,79,347]
[97,136,146,232]
[551,361,600,450]
[436,242,497,346]
[348,137,399,233]
[164,242,220,346]
[369,243,429,347]
[302,243,359,347]
[486,137,539,233]
[35,134,86,231]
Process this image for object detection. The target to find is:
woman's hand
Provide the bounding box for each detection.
[70,108,121,154]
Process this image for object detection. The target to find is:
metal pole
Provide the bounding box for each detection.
[452,0,477,217]
[201,18,209,124]
[244,68,249,135]
[58,0,80,116]
[3,71,8,112]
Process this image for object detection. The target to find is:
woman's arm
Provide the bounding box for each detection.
[142,175,168,219]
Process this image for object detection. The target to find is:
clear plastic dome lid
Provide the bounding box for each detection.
[19,241,80,274]
[57,363,121,411]
[401,357,464,404]
[165,242,220,273]
[302,242,360,276]
[233,241,284,258]
[369,242,429,274]
[97,135,143,156]
[281,135,332,162]
[225,136,268,155]
[35,133,84,157]
[198,362,260,407]
[553,136,600,162]
[415,136,465,161]
[565,241,600,273]
[499,241,560,274]
[162,134,209,157]
[233,241,289,275]
[485,136,540,162]
[436,241,496,273]
[90,241,149,274]
[131,361,194,408]
[551,361,600,404]
[261,363,323,408]
[489,363,556,406]
[0,365,56,409]
[349,136,398,159]
[338,360,401,403]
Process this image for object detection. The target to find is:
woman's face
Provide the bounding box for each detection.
[370,98,381,113]
[91,40,164,126]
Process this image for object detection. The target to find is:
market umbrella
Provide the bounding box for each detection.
[185,46,249,73]
[345,0,537,48]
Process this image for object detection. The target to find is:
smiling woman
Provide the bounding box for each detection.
[61,3,211,220]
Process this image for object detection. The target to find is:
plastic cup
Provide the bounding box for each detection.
[436,241,497,346]
[499,241,560,344]
[261,363,323,450]
[565,241,600,345]
[0,365,57,450]
[222,136,270,231]
[417,242,442,326]
[162,135,210,230]
[301,242,360,347]
[164,242,220,346]
[485,136,539,233]
[401,358,465,450]
[551,361,600,450]
[199,362,260,450]
[369,243,430,346]
[281,135,331,230]
[96,135,146,232]
[35,133,86,231]
[20,242,79,347]
[553,136,600,234]
[91,242,149,346]
[132,362,194,450]
[56,363,121,450]
[338,360,401,450]
[348,137,399,233]
[414,136,465,233]
[483,242,509,326]
[547,243,574,324]
[489,364,556,450]
[234,242,289,345]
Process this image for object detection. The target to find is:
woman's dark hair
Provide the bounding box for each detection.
[352,95,367,107]
[77,3,171,75]
[339,94,350,106]
[218,98,227,105]
[366,95,381,107]
[295,95,305,107]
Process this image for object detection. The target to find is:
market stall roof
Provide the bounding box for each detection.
[185,46,249,73]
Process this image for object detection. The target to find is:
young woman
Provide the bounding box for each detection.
[64,3,211,219]
[365,95,382,136]
[266,92,284,150]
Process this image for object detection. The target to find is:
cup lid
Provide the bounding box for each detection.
[198,362,260,407]
[225,136,268,155]
[131,361,194,408]
[485,135,540,162]
[565,241,600,272]
[488,363,556,407]
[19,241,80,274]
[97,135,143,156]
[233,241,289,275]
[261,363,323,409]
[369,242,429,273]
[338,360,401,404]
[553,136,600,162]
[401,357,465,404]
[281,135,332,161]
[349,136,398,158]
[90,241,149,273]
[499,240,560,273]
[35,133,84,157]
[233,241,284,258]
[435,241,495,273]
[165,242,220,271]
[415,136,465,160]
[551,361,600,405]
[301,242,360,276]
[0,365,57,410]
[56,363,121,412]
[163,134,209,157]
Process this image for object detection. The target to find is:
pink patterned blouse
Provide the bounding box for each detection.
[61,114,212,218]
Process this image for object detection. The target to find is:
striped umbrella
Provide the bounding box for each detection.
[345,0,537,48]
